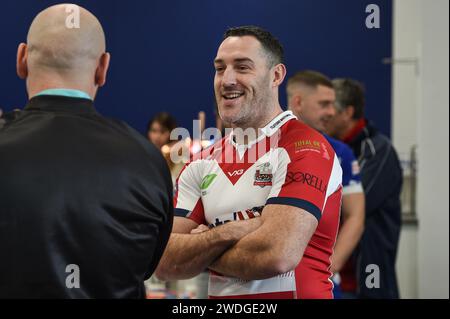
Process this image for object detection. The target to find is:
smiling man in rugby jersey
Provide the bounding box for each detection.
[156,26,342,299]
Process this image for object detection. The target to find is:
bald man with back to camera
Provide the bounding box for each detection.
[0,4,173,298]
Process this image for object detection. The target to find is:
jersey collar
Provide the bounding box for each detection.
[35,88,92,100]
[229,110,297,150]
[260,110,297,137]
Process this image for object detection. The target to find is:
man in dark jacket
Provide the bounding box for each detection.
[327,78,402,299]
[0,4,173,298]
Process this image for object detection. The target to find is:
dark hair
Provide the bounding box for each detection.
[223,25,284,67]
[332,78,366,119]
[147,112,177,133]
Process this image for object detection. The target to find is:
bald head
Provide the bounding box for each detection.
[27,4,105,72]
[18,4,110,99]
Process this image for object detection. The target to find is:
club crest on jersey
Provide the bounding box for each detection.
[254,162,273,187]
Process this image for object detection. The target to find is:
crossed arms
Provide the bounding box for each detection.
[155,204,318,281]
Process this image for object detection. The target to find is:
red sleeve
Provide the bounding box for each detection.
[267,129,342,221]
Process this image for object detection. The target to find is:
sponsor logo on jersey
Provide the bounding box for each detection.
[269,113,292,130]
[227,169,244,177]
[254,162,273,187]
[285,171,327,193]
[294,140,321,153]
[200,174,217,190]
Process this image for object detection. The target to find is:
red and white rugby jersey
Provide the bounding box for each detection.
[174,111,343,299]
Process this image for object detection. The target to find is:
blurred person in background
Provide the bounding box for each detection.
[286,70,365,299]
[327,78,402,299]
[147,112,177,149]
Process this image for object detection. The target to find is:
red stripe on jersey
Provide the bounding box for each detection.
[189,199,206,225]
[173,162,191,208]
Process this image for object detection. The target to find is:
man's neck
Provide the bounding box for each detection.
[337,120,354,140]
[232,126,264,145]
[27,76,95,100]
[232,106,284,145]
[290,109,309,127]
[342,118,366,143]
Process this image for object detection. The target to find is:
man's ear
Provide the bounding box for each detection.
[17,43,28,80]
[287,93,303,115]
[95,52,111,87]
[272,63,287,87]
[289,94,303,110]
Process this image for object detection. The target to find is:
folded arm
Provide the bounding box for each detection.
[209,204,318,280]
[155,216,262,281]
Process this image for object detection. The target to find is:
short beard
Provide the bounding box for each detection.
[230,75,273,130]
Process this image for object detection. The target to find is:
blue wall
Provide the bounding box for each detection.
[0,0,392,136]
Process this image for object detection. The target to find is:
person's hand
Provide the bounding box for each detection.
[190,224,210,234]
